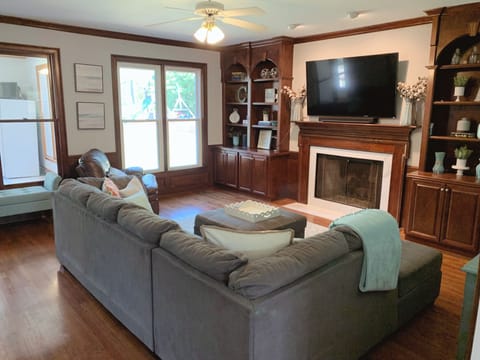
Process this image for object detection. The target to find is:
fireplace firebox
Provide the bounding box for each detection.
[315,154,383,209]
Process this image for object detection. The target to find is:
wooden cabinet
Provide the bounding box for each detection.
[221,38,293,152]
[213,148,238,188]
[238,152,267,195]
[405,171,480,254]
[401,4,480,254]
[213,146,289,199]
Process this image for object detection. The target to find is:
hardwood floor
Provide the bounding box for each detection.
[0,187,472,359]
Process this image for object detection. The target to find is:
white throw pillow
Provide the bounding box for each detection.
[119,176,144,197]
[200,225,294,261]
[118,177,153,212]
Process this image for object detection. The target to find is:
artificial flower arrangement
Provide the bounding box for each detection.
[281,85,306,100]
[397,76,428,102]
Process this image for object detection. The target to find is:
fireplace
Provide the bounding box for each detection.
[308,146,392,218]
[315,154,383,209]
[296,122,414,221]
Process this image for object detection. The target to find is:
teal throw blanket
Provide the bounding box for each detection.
[330,209,401,292]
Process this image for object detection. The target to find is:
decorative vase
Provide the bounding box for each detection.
[476,160,480,180]
[432,152,446,174]
[456,158,468,168]
[232,135,240,146]
[454,86,465,102]
[456,117,471,132]
[400,99,416,126]
[290,98,304,122]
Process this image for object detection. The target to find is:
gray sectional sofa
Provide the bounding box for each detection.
[53,179,442,360]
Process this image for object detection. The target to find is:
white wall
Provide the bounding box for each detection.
[291,24,432,166]
[0,23,222,155]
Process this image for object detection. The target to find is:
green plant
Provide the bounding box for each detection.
[453,75,469,87]
[454,144,473,159]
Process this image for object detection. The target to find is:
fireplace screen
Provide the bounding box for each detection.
[315,154,383,209]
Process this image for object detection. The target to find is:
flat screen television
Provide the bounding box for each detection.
[306,52,398,119]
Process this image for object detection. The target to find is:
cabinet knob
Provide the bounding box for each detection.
[440,188,445,192]
[445,188,450,192]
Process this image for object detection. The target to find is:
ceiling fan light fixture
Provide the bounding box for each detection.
[194,18,224,44]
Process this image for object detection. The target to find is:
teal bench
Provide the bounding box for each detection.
[0,172,62,217]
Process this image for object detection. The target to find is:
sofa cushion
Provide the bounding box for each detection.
[398,240,442,298]
[160,230,247,283]
[43,172,62,191]
[86,191,126,222]
[58,179,101,206]
[228,229,350,299]
[118,176,144,197]
[0,186,50,206]
[117,205,180,245]
[200,225,294,261]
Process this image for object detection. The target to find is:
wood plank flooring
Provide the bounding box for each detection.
[0,186,472,359]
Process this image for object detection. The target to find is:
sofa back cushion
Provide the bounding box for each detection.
[228,229,350,299]
[86,191,126,222]
[57,179,101,206]
[117,205,180,245]
[200,225,294,261]
[160,230,247,283]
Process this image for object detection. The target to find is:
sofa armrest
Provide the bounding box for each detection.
[142,173,158,192]
[124,166,144,178]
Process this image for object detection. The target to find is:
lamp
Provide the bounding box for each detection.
[194,16,224,44]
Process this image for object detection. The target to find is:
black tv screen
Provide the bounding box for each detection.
[306,53,398,119]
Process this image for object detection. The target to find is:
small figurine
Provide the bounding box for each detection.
[469,46,479,64]
[451,48,461,64]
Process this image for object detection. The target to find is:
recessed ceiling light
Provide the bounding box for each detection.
[347,11,359,19]
[288,23,303,30]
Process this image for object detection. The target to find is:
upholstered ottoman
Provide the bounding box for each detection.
[397,240,443,327]
[194,208,307,237]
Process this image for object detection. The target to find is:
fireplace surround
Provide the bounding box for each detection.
[296,121,415,221]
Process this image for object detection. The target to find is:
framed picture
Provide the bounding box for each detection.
[257,129,272,149]
[77,102,105,129]
[264,88,277,103]
[74,63,103,93]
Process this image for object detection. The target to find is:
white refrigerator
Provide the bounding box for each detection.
[0,99,40,179]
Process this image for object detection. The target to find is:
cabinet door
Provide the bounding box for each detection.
[251,155,267,196]
[441,184,480,252]
[406,179,445,243]
[213,150,226,184]
[238,152,253,192]
[224,150,238,188]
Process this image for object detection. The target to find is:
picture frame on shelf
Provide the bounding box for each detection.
[257,129,272,149]
[74,63,103,93]
[77,102,105,129]
[265,88,277,103]
[236,86,248,103]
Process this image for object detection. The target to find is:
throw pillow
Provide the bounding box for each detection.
[122,188,153,212]
[102,177,120,197]
[118,176,144,197]
[200,225,294,261]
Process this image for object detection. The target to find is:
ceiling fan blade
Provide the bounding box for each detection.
[220,17,267,32]
[164,6,192,13]
[221,7,265,17]
[146,16,201,27]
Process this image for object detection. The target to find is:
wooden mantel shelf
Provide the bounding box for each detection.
[296,121,416,221]
[295,121,416,142]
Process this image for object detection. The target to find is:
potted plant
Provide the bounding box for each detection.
[228,127,242,146]
[454,144,473,174]
[453,75,469,101]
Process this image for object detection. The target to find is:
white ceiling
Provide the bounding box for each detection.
[0,0,477,46]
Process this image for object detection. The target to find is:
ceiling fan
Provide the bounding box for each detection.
[148,1,266,44]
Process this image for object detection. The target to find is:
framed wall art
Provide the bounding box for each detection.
[74,63,103,93]
[77,102,105,129]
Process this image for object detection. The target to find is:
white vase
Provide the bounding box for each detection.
[290,98,304,122]
[456,117,471,132]
[400,99,415,126]
[456,158,467,168]
[454,86,465,101]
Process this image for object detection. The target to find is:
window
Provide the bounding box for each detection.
[114,57,205,172]
[0,44,64,187]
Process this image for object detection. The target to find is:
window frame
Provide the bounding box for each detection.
[112,55,208,173]
[0,42,67,188]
